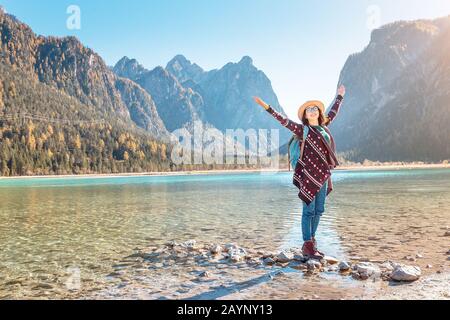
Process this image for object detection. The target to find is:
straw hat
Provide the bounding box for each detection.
[297,100,325,120]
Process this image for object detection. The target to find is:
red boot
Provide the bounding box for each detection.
[312,236,325,257]
[302,240,324,260]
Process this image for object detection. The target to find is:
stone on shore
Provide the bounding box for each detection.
[353,262,381,280]
[130,240,430,286]
[199,271,210,278]
[209,244,222,255]
[306,259,322,271]
[224,243,239,252]
[276,251,294,263]
[390,265,421,282]
[338,261,351,272]
[323,256,339,265]
[263,257,276,265]
[180,240,197,250]
[228,248,247,263]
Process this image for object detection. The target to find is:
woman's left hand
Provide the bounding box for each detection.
[337,85,346,97]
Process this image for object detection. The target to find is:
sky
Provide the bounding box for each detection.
[1,0,450,119]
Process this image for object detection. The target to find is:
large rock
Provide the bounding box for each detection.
[354,262,381,279]
[390,265,421,282]
[276,251,294,263]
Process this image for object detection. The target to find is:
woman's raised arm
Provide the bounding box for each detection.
[326,85,346,125]
[253,96,303,136]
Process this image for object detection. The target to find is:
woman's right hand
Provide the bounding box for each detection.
[253,96,270,110]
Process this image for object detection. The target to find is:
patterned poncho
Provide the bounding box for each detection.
[266,95,344,205]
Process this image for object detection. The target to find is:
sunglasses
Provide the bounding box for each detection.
[305,106,319,113]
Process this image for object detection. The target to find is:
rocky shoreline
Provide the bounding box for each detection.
[144,240,426,282]
[86,239,447,300]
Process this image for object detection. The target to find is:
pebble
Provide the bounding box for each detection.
[229,254,242,263]
[276,251,294,263]
[199,271,210,278]
[210,244,222,255]
[181,240,197,250]
[263,257,275,265]
[444,231,450,237]
[353,262,381,280]
[404,255,417,262]
[306,259,322,271]
[338,261,351,272]
[390,265,421,282]
[224,243,239,252]
[327,264,339,272]
[323,256,339,265]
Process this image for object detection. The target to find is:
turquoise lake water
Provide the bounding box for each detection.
[1,168,449,298]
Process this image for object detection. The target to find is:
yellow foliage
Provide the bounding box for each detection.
[27,134,36,151]
[137,150,145,160]
[126,140,138,152]
[58,132,65,143]
[73,134,81,149]
[99,139,105,151]
[118,133,127,145]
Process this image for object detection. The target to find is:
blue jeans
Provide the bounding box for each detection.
[302,181,328,242]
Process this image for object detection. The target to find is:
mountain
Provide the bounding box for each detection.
[165,55,292,143]
[114,58,208,132]
[0,10,170,140]
[113,56,146,80]
[114,77,168,137]
[166,54,205,84]
[115,54,292,152]
[331,16,450,162]
[0,9,173,176]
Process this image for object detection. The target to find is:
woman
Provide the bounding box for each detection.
[253,85,346,259]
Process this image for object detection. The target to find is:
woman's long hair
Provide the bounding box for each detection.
[301,109,330,126]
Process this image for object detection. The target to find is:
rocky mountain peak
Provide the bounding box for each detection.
[113,56,146,80]
[166,54,204,84]
[238,55,253,66]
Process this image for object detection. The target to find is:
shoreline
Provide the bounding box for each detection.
[1,163,450,181]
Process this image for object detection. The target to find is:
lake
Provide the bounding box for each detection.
[1,168,449,299]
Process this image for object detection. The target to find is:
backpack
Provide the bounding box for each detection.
[287,126,309,171]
